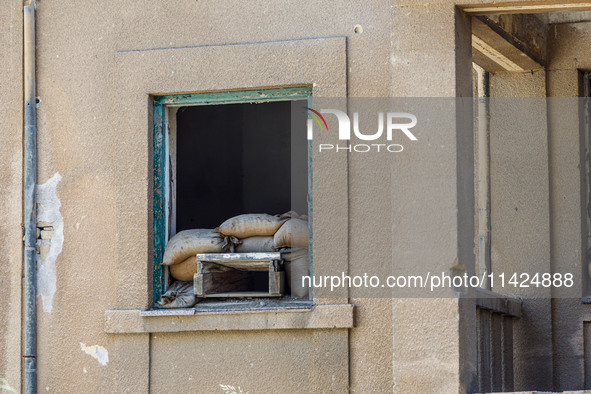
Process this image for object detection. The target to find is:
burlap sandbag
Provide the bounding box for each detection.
[157,281,198,308]
[235,236,275,253]
[162,229,223,266]
[218,213,286,238]
[282,248,310,298]
[169,256,198,281]
[169,237,275,280]
[273,218,309,249]
[277,210,308,221]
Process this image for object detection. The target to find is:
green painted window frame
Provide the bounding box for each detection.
[152,86,313,304]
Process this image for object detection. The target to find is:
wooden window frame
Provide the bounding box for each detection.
[152,87,313,304]
[582,72,591,298]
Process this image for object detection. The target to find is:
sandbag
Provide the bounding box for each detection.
[218,214,285,238]
[169,256,198,281]
[277,210,308,221]
[282,248,310,298]
[157,281,198,308]
[221,235,241,252]
[235,236,276,253]
[162,229,223,266]
[273,218,309,249]
[277,210,300,220]
[169,237,275,280]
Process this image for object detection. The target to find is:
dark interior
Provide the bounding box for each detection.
[175,100,308,231]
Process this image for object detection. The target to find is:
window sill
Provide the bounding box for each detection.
[104,303,354,334]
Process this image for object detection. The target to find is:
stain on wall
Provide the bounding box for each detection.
[36,173,63,314]
[80,343,109,366]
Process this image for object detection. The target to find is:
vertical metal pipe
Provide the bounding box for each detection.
[23,4,37,394]
[476,66,491,290]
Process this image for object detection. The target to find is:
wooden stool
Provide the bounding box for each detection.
[193,252,284,298]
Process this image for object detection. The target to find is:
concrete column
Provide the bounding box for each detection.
[546,23,591,392]
[390,2,477,392]
[489,70,553,390]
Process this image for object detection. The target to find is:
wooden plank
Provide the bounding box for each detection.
[269,263,278,294]
[269,272,285,296]
[154,86,312,106]
[213,261,274,271]
[195,252,281,261]
[197,261,237,274]
[194,272,204,296]
[199,291,283,298]
[490,313,503,392]
[478,309,492,393]
[195,253,281,271]
[502,316,514,392]
[152,102,166,304]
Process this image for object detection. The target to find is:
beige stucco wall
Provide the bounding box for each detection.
[546,22,591,392]
[489,70,553,390]
[390,2,478,392]
[482,20,591,392]
[0,1,397,392]
[0,1,23,392]
[6,0,591,393]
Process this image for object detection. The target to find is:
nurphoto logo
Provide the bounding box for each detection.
[306,108,418,153]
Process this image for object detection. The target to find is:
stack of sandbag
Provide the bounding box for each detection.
[217,213,284,253]
[162,229,224,282]
[218,213,286,238]
[273,212,310,298]
[218,212,311,298]
[162,229,224,266]
[273,216,309,250]
[280,247,310,298]
[161,211,311,298]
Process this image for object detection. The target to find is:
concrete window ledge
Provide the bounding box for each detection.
[105,304,354,334]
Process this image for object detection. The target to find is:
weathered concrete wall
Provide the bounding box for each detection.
[24,0,392,392]
[489,70,553,390]
[7,1,590,393]
[546,22,591,392]
[150,330,349,393]
[480,20,591,392]
[480,14,547,65]
[0,1,23,392]
[390,2,478,392]
[27,0,478,390]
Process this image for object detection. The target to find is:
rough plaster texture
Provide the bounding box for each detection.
[7,1,591,393]
[150,330,348,393]
[21,0,385,392]
[489,71,553,390]
[0,1,23,392]
[546,21,591,392]
[390,3,478,393]
[483,13,548,65]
